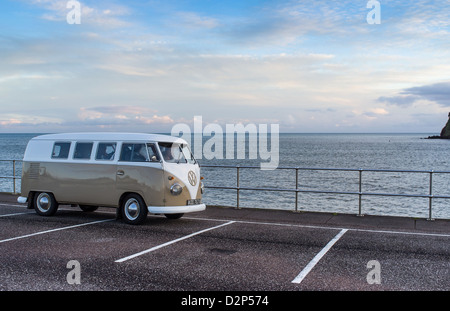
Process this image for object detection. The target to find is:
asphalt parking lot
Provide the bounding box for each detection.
[0,193,449,294]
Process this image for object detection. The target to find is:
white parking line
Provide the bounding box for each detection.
[0,203,27,208]
[0,212,34,217]
[116,221,236,263]
[184,216,450,238]
[0,219,114,244]
[292,229,348,284]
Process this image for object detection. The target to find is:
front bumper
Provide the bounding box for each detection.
[147,203,206,214]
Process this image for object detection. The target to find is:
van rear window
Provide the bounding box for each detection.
[52,142,71,159]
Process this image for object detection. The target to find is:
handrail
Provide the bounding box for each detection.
[1,160,449,220]
[201,164,450,220]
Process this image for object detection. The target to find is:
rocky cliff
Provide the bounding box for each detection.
[440,114,450,138]
[428,112,450,139]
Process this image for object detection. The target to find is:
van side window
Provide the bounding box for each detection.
[96,142,116,160]
[147,143,161,162]
[119,143,149,162]
[73,142,93,160]
[52,142,71,159]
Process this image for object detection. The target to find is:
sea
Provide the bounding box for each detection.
[1,133,449,219]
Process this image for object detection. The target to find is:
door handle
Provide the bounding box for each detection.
[117,170,124,176]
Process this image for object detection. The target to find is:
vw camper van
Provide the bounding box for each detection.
[17,133,205,225]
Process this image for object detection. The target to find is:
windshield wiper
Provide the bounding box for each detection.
[176,146,187,164]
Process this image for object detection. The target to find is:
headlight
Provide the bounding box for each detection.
[170,183,183,195]
[200,182,205,194]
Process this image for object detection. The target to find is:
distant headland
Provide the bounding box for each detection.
[427,112,450,139]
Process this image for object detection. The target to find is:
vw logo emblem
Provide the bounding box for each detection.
[188,171,197,186]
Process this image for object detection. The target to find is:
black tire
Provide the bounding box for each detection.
[164,213,184,220]
[33,192,59,216]
[79,205,98,212]
[121,194,148,225]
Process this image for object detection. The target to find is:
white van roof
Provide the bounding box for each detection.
[30,132,187,144]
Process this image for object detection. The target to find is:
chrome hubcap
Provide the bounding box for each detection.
[36,193,50,212]
[124,199,140,220]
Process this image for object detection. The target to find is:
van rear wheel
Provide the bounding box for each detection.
[34,192,58,216]
[121,194,148,225]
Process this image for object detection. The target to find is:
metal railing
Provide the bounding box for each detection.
[0,160,21,194]
[1,160,449,220]
[201,164,450,220]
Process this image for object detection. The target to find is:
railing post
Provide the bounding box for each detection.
[357,169,364,217]
[13,160,16,194]
[295,167,299,212]
[428,170,434,221]
[236,165,240,209]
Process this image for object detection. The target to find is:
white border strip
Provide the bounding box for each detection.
[116,221,235,263]
[0,203,27,208]
[0,212,33,217]
[183,216,450,238]
[0,219,114,244]
[1,203,448,238]
[292,229,348,284]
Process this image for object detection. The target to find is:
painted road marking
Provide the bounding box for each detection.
[0,212,34,217]
[0,203,27,208]
[0,219,114,244]
[292,229,348,284]
[184,216,450,238]
[115,221,236,263]
[1,203,448,238]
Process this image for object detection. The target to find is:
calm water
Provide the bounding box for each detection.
[1,133,449,219]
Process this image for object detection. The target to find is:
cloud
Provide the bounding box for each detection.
[0,113,63,129]
[0,105,175,132]
[377,95,421,107]
[220,0,369,47]
[404,82,450,107]
[175,12,219,29]
[377,82,450,107]
[78,106,174,127]
[82,106,156,115]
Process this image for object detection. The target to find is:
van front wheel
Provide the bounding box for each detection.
[34,192,58,216]
[121,194,148,225]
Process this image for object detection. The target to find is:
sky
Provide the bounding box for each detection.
[1,0,450,133]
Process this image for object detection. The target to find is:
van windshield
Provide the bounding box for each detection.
[159,142,196,164]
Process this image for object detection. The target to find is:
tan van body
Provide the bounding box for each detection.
[18,133,205,224]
